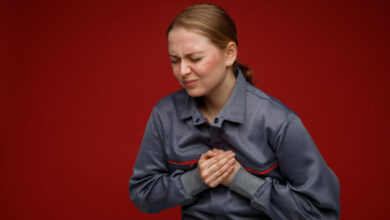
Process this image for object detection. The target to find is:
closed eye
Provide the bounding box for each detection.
[190,57,202,63]
[170,59,179,64]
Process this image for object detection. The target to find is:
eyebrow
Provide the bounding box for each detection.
[169,52,203,58]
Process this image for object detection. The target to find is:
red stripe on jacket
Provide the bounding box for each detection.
[167,159,199,168]
[244,163,278,175]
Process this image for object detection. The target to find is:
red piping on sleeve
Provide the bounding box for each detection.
[167,159,200,168]
[244,163,278,175]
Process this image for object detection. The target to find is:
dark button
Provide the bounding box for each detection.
[214,118,219,124]
[195,118,200,122]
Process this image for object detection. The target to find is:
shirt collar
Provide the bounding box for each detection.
[217,68,246,125]
[179,68,247,126]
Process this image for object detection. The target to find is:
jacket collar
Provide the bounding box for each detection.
[179,68,247,126]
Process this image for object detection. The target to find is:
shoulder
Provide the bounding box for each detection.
[244,83,302,145]
[152,88,188,116]
[245,83,297,124]
[246,83,294,113]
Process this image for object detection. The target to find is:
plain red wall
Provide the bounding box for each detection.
[2,0,389,219]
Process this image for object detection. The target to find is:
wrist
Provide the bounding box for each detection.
[221,161,241,186]
[229,166,265,199]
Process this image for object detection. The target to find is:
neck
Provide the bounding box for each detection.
[200,68,236,121]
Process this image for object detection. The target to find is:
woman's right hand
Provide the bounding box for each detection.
[198,149,236,188]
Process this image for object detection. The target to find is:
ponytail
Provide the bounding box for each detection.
[235,61,253,85]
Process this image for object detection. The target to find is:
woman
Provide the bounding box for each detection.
[129,3,340,219]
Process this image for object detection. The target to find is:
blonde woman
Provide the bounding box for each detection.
[129,3,340,219]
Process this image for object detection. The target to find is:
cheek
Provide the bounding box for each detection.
[200,52,225,75]
[171,65,180,78]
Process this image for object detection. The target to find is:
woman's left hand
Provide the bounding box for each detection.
[212,149,242,187]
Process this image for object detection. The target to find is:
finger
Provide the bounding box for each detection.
[210,150,233,163]
[199,151,234,177]
[200,151,232,172]
[211,164,235,187]
[207,156,235,179]
[213,148,224,154]
[198,150,222,172]
[208,151,234,169]
[199,152,233,184]
[200,150,218,160]
[206,158,235,187]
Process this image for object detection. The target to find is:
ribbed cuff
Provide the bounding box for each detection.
[229,166,265,199]
[181,167,208,196]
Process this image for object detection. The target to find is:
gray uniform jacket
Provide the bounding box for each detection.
[129,69,340,219]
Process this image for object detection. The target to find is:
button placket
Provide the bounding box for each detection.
[209,126,225,150]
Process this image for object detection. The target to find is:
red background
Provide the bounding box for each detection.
[2,0,389,219]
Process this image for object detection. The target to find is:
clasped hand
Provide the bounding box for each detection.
[198,149,241,188]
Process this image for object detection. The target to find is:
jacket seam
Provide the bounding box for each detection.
[246,86,292,115]
[152,106,165,143]
[271,113,296,149]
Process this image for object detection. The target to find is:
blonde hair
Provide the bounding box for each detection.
[167,3,253,84]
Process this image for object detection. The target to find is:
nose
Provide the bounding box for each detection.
[179,61,191,77]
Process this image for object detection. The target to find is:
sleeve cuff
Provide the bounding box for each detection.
[229,166,265,199]
[181,167,209,196]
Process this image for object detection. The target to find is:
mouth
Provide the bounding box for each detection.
[182,79,198,87]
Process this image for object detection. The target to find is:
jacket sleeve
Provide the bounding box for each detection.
[129,108,207,213]
[229,113,340,219]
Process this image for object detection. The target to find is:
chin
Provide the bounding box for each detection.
[185,88,206,97]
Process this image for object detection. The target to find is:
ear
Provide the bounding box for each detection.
[224,41,238,67]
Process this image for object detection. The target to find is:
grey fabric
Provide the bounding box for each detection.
[129,68,340,219]
[230,166,265,199]
[181,167,208,196]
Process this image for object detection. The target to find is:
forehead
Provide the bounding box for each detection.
[168,27,217,54]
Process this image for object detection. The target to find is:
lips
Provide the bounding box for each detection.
[183,79,198,87]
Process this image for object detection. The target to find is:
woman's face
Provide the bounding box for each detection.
[168,27,232,97]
